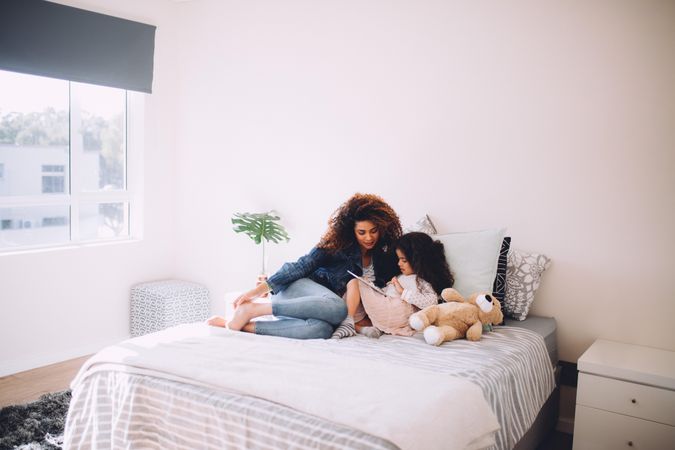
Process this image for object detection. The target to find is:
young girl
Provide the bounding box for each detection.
[331,231,454,338]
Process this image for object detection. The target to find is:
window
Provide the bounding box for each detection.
[0,70,140,251]
[42,216,68,227]
[42,164,66,194]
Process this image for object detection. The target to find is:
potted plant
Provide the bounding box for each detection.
[232,211,290,289]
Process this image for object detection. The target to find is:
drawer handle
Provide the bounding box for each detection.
[627,441,633,447]
[631,398,637,404]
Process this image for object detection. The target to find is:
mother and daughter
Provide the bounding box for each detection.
[207,193,454,339]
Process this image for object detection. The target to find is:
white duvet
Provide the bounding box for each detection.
[71,323,500,450]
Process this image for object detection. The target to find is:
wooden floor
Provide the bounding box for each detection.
[0,355,90,408]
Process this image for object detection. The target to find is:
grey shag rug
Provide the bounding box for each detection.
[0,390,71,450]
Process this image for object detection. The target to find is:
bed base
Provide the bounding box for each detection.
[513,364,561,450]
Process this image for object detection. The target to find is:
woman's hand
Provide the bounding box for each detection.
[233,282,270,308]
[233,292,254,308]
[391,276,404,294]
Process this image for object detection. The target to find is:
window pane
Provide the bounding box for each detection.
[42,175,65,193]
[0,205,70,249]
[79,202,129,240]
[72,83,126,192]
[0,71,70,197]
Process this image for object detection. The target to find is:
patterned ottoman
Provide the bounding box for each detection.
[131,279,210,337]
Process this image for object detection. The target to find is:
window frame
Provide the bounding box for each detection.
[0,77,144,254]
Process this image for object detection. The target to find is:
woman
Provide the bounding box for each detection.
[207,193,402,339]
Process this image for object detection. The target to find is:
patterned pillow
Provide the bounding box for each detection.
[491,237,511,303]
[503,248,551,320]
[406,214,437,235]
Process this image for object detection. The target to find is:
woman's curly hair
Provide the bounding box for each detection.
[395,232,455,295]
[318,193,402,253]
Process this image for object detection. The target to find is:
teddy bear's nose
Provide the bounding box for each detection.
[486,294,494,303]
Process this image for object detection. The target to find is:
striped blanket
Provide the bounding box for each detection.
[65,324,554,450]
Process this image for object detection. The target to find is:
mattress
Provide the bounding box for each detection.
[65,324,555,450]
[503,315,558,365]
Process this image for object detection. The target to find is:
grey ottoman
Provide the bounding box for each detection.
[130,279,210,337]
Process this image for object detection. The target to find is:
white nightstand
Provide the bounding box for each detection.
[573,339,675,450]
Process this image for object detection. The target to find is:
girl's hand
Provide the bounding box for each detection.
[391,277,403,294]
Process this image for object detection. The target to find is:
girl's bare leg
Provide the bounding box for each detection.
[331,279,360,339]
[344,279,362,318]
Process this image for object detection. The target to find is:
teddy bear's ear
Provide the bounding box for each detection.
[441,288,464,303]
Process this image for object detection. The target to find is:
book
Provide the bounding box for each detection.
[347,270,386,295]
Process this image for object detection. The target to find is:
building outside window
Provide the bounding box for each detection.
[42,216,68,227]
[0,70,138,251]
[41,164,66,194]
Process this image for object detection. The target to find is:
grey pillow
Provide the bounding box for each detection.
[503,248,551,320]
[406,214,437,235]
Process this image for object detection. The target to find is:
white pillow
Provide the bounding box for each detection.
[433,228,506,297]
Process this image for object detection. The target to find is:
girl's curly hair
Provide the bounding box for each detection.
[395,232,455,295]
[318,193,402,253]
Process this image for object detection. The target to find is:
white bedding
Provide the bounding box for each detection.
[69,323,500,450]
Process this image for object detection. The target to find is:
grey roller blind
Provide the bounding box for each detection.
[0,0,156,93]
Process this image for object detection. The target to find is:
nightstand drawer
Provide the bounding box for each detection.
[573,405,675,450]
[578,373,675,426]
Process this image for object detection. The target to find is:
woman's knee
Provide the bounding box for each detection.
[326,297,348,325]
[306,319,335,339]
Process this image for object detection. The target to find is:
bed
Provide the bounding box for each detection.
[64,316,558,450]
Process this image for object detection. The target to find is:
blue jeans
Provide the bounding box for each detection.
[254,278,347,339]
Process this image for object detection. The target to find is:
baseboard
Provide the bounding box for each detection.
[0,335,129,378]
[556,416,574,435]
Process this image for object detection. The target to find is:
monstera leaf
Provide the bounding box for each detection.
[232,211,290,244]
[232,211,290,274]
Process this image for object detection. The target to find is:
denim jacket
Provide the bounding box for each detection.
[267,245,398,297]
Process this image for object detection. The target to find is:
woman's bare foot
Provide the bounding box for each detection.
[206,315,227,327]
[226,303,255,331]
[228,301,274,331]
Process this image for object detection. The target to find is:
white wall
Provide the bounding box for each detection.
[0,0,179,376]
[171,0,675,363]
[1,0,673,378]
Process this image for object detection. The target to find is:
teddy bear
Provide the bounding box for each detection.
[408,288,504,346]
